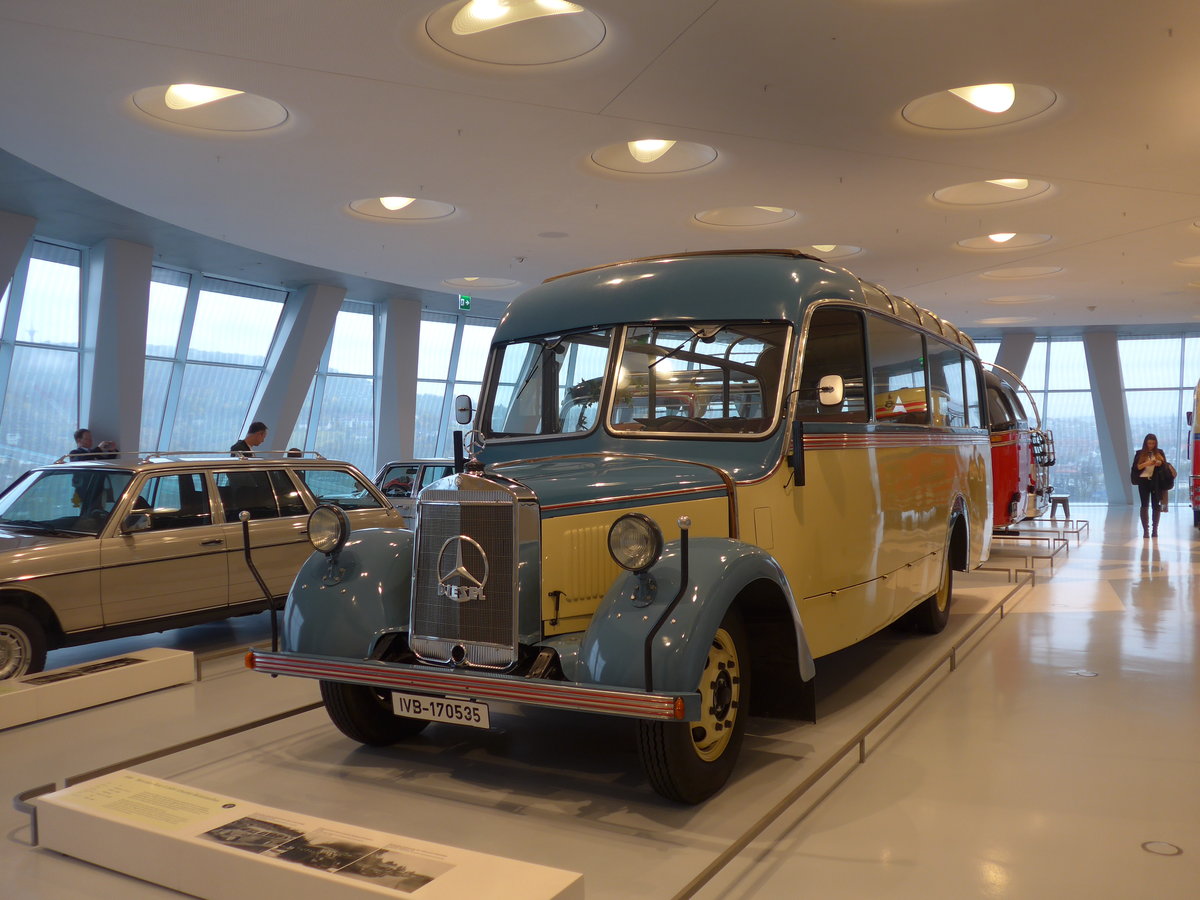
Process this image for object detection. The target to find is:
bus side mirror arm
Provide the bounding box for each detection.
[789,419,805,486]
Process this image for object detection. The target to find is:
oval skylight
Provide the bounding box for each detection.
[348,197,457,220]
[443,276,519,289]
[978,316,1038,326]
[591,140,717,174]
[805,244,862,259]
[131,84,288,131]
[957,233,1052,250]
[981,266,1064,280]
[902,83,1057,131]
[933,179,1052,205]
[694,206,797,227]
[425,0,605,65]
[985,294,1055,305]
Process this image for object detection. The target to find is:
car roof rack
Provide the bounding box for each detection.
[50,449,328,465]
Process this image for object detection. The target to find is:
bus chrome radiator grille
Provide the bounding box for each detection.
[411,492,518,669]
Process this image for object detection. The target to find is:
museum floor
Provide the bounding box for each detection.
[2,506,1197,898]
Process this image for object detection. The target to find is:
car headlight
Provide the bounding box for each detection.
[607,513,663,573]
[308,504,350,556]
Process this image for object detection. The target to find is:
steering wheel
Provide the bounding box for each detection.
[644,415,718,433]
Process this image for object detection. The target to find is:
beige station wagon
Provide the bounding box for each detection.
[0,454,400,678]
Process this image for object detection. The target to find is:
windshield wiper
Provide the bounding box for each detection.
[648,326,727,371]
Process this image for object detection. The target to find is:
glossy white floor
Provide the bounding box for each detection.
[2,506,1196,898]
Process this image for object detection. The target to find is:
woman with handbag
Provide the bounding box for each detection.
[1130,433,1175,537]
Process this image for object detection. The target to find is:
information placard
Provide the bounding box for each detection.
[36,771,582,899]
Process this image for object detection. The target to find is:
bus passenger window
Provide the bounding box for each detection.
[965,359,983,428]
[926,341,967,427]
[796,308,867,421]
[868,317,929,425]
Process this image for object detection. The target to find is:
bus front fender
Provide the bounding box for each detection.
[577,537,815,695]
[281,528,413,659]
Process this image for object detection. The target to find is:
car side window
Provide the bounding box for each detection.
[297,469,384,510]
[380,465,420,498]
[420,466,453,488]
[137,473,213,530]
[215,470,283,521]
[270,470,309,516]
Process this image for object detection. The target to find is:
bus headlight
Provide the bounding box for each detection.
[308,504,350,556]
[607,513,663,573]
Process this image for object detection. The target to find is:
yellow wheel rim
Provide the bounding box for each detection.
[690,626,741,762]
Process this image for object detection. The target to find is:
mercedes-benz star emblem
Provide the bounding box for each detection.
[436,535,489,603]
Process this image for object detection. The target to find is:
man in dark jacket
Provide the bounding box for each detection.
[231,421,268,458]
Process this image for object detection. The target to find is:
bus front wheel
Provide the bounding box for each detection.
[319,680,430,745]
[637,607,750,804]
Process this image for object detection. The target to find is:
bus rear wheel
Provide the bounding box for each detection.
[319,680,430,745]
[912,552,953,634]
[637,608,750,804]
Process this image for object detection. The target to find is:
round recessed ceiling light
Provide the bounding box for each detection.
[348,197,456,220]
[985,294,1055,304]
[978,316,1037,325]
[443,276,519,289]
[957,233,1052,250]
[1174,255,1200,267]
[425,0,605,65]
[131,84,288,131]
[694,206,797,227]
[591,139,718,175]
[981,266,1063,280]
[806,244,862,259]
[933,178,1052,205]
[902,83,1057,131]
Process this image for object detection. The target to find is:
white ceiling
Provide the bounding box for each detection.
[1,0,1199,330]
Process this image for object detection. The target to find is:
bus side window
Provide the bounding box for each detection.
[868,316,929,425]
[965,357,984,428]
[796,308,867,421]
[926,339,968,427]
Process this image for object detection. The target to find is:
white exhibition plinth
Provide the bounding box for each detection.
[35,771,583,899]
[0,648,196,730]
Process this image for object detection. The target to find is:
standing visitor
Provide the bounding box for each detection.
[231,421,268,458]
[1130,433,1175,538]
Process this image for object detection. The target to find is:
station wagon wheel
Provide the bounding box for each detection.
[0,606,48,680]
[319,680,430,745]
[636,607,751,804]
[912,550,953,634]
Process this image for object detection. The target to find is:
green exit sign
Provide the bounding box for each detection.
[458,295,472,310]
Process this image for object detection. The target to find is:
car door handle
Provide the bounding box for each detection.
[200,539,224,546]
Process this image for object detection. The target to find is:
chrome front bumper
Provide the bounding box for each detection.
[247,649,700,721]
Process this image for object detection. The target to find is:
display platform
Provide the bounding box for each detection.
[15,565,1039,900]
[0,648,196,731]
[35,770,582,899]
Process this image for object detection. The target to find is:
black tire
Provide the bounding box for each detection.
[0,606,47,680]
[637,607,750,804]
[319,680,430,745]
[912,552,953,634]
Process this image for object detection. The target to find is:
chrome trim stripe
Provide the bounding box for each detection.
[803,434,990,448]
[250,651,698,720]
[541,484,725,512]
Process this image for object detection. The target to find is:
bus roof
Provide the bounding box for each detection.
[494,249,977,354]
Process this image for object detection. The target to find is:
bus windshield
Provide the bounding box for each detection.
[486,328,613,437]
[610,322,789,436]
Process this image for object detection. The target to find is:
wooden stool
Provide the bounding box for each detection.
[1050,494,1070,518]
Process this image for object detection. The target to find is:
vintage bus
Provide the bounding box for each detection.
[985,365,1055,529]
[250,249,992,803]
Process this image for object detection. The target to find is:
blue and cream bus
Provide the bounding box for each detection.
[251,249,992,803]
